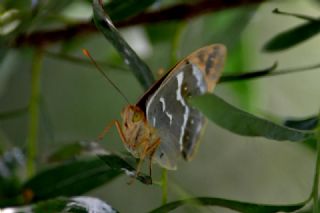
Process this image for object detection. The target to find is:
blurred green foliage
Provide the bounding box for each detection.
[0,0,320,212]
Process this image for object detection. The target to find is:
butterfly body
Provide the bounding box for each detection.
[119,44,227,171]
[120,105,160,161]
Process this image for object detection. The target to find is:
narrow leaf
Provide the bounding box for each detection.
[284,116,318,131]
[189,94,314,141]
[220,62,277,83]
[92,0,155,90]
[263,20,320,52]
[148,197,305,213]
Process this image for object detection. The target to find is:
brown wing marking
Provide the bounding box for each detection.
[168,44,227,92]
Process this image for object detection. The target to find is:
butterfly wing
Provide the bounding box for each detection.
[140,44,226,169]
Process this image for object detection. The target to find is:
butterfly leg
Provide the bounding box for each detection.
[98,120,129,146]
[129,138,160,184]
[145,138,161,177]
[136,139,150,174]
[127,139,149,185]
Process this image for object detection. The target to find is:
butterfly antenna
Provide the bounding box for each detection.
[82,49,130,104]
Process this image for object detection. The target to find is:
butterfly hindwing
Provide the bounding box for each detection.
[146,64,207,169]
[139,44,226,169]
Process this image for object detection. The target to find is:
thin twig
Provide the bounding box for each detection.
[14,0,267,47]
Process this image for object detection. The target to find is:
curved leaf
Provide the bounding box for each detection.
[189,94,314,141]
[284,116,318,131]
[23,153,151,202]
[148,197,305,213]
[263,20,320,52]
[23,156,121,202]
[92,0,154,90]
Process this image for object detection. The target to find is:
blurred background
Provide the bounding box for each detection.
[0,0,319,212]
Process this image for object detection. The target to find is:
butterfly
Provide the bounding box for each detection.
[90,44,226,176]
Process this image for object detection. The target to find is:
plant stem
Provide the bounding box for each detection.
[161,168,168,204]
[27,48,43,177]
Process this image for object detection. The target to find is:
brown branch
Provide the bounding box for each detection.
[15,0,266,47]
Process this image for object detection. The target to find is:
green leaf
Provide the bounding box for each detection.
[0,196,118,213]
[23,153,151,202]
[98,154,152,185]
[48,142,152,184]
[189,93,314,141]
[284,116,318,131]
[148,197,305,213]
[23,156,121,202]
[92,0,155,90]
[105,0,157,22]
[263,20,320,52]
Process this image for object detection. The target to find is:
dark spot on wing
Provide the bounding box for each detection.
[197,51,206,63]
[160,152,164,158]
[206,46,223,78]
[205,53,214,75]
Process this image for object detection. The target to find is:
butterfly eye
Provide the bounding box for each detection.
[132,112,142,122]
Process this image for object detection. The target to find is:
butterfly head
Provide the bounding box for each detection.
[121,105,146,128]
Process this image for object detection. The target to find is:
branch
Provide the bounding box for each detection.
[14,0,267,47]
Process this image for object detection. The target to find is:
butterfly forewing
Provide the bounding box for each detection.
[172,44,226,92]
